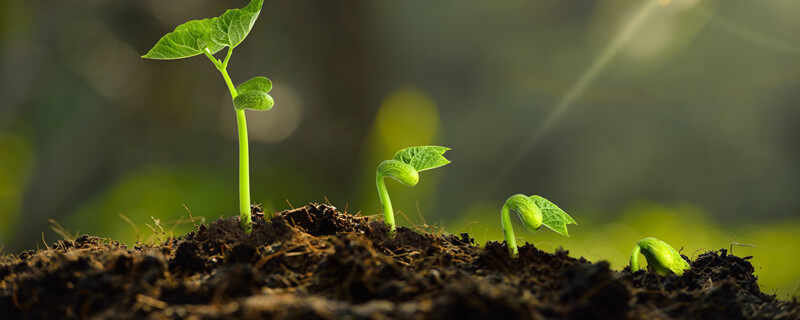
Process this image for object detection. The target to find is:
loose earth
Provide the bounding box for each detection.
[1,204,797,319]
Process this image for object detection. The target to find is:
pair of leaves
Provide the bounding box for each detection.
[393,146,451,172]
[233,77,273,111]
[531,195,576,236]
[142,0,264,60]
[506,194,576,236]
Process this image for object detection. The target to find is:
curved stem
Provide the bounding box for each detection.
[629,244,641,272]
[219,66,238,99]
[501,203,519,258]
[203,49,223,70]
[376,175,395,236]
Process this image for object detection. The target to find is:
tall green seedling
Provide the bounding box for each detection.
[501,194,576,257]
[142,0,273,234]
[376,146,451,236]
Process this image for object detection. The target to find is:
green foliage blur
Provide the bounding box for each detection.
[1,0,799,298]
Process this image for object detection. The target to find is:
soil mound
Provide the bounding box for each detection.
[1,204,797,319]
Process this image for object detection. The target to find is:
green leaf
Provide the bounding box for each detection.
[530,195,576,236]
[236,77,272,94]
[142,19,224,60]
[234,77,273,111]
[393,146,451,172]
[234,91,274,111]
[210,0,264,48]
[142,0,264,60]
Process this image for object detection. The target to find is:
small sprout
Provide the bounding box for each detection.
[376,146,451,236]
[629,237,691,276]
[142,0,270,234]
[500,194,576,257]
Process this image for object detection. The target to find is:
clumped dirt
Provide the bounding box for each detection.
[1,204,798,319]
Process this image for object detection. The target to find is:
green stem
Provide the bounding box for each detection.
[235,109,251,232]
[204,49,223,70]
[376,174,395,236]
[629,244,641,272]
[222,46,234,69]
[206,48,253,234]
[500,203,519,258]
[219,65,238,99]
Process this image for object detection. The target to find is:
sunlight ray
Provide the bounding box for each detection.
[485,1,661,194]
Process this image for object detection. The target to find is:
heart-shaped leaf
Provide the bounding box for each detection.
[393,146,451,172]
[142,19,224,60]
[210,0,264,48]
[234,91,274,111]
[142,0,264,60]
[530,195,576,236]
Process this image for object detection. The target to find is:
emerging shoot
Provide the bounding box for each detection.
[501,194,576,257]
[142,0,272,234]
[376,146,451,236]
[629,237,691,276]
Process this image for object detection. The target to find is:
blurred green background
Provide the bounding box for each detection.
[1,0,799,297]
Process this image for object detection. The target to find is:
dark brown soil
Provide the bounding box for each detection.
[1,204,798,319]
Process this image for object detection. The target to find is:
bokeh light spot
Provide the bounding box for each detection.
[376,88,440,154]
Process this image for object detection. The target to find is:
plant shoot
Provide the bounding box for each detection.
[501,194,576,257]
[376,146,451,236]
[629,237,691,276]
[142,0,272,234]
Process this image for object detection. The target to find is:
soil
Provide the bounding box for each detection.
[1,203,798,319]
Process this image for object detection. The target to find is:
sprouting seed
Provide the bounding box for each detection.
[500,194,576,257]
[629,237,691,276]
[142,0,271,234]
[376,146,451,236]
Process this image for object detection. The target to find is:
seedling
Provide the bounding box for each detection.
[501,194,576,257]
[142,0,272,234]
[629,237,691,276]
[376,146,451,236]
